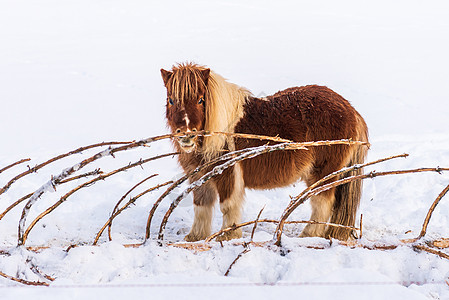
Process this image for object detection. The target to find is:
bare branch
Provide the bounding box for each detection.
[205,219,359,243]
[26,257,55,282]
[157,142,304,240]
[224,248,251,276]
[0,269,49,286]
[0,158,31,174]
[157,139,365,241]
[275,166,449,246]
[58,169,103,184]
[4,130,448,281]
[213,131,370,148]
[225,206,266,277]
[0,170,102,223]
[145,141,297,239]
[108,174,159,241]
[93,180,173,245]
[0,192,33,221]
[413,245,449,260]
[145,147,257,239]
[285,153,408,211]
[15,134,180,246]
[418,183,449,239]
[428,238,449,249]
[271,154,409,245]
[19,153,176,246]
[359,214,363,240]
[0,142,132,197]
[251,206,265,242]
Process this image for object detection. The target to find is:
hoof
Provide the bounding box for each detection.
[299,231,310,238]
[216,229,242,242]
[325,228,356,241]
[299,223,326,238]
[184,232,207,242]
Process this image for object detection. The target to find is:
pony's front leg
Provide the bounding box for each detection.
[184,182,217,242]
[216,164,245,241]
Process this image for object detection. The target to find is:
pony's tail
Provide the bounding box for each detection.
[326,116,369,240]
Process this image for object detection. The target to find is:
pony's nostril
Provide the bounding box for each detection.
[180,137,193,144]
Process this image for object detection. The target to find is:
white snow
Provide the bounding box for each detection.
[1,0,449,299]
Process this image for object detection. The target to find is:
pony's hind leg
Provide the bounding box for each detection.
[300,189,335,238]
[216,164,245,241]
[184,181,217,242]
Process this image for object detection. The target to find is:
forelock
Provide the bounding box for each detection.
[168,63,208,103]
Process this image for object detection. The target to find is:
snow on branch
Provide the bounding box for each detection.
[0,131,448,286]
[156,138,366,241]
[0,158,31,174]
[19,152,177,246]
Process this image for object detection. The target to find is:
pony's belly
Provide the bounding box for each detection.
[240,152,307,189]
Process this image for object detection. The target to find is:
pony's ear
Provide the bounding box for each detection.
[201,68,211,86]
[160,69,173,86]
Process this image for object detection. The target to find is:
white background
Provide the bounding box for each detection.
[1,1,449,299]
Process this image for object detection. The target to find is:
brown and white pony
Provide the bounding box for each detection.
[160,62,368,242]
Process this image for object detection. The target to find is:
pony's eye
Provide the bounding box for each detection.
[168,98,174,105]
[198,97,205,105]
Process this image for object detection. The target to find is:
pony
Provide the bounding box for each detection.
[160,62,368,242]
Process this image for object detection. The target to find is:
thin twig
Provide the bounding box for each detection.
[274,154,408,242]
[26,257,55,282]
[0,192,33,221]
[286,153,408,211]
[211,131,293,143]
[145,145,275,239]
[204,219,359,243]
[224,248,251,276]
[144,140,305,239]
[0,142,132,197]
[360,214,363,240]
[157,139,365,241]
[251,206,265,241]
[274,166,449,246]
[0,170,102,222]
[213,131,371,149]
[108,174,159,241]
[19,153,176,246]
[0,158,31,174]
[93,180,173,245]
[224,206,267,276]
[157,142,307,240]
[413,245,449,260]
[428,238,449,249]
[418,183,449,239]
[58,169,103,184]
[339,240,407,250]
[0,269,49,286]
[145,140,304,239]
[3,237,449,260]
[15,135,180,246]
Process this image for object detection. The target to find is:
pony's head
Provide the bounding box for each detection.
[161,63,210,153]
[161,62,249,159]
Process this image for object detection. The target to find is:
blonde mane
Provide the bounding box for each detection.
[169,63,250,160]
[204,71,250,159]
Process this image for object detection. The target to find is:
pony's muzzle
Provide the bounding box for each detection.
[177,135,197,152]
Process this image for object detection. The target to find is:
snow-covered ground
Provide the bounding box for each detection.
[1,1,449,299]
